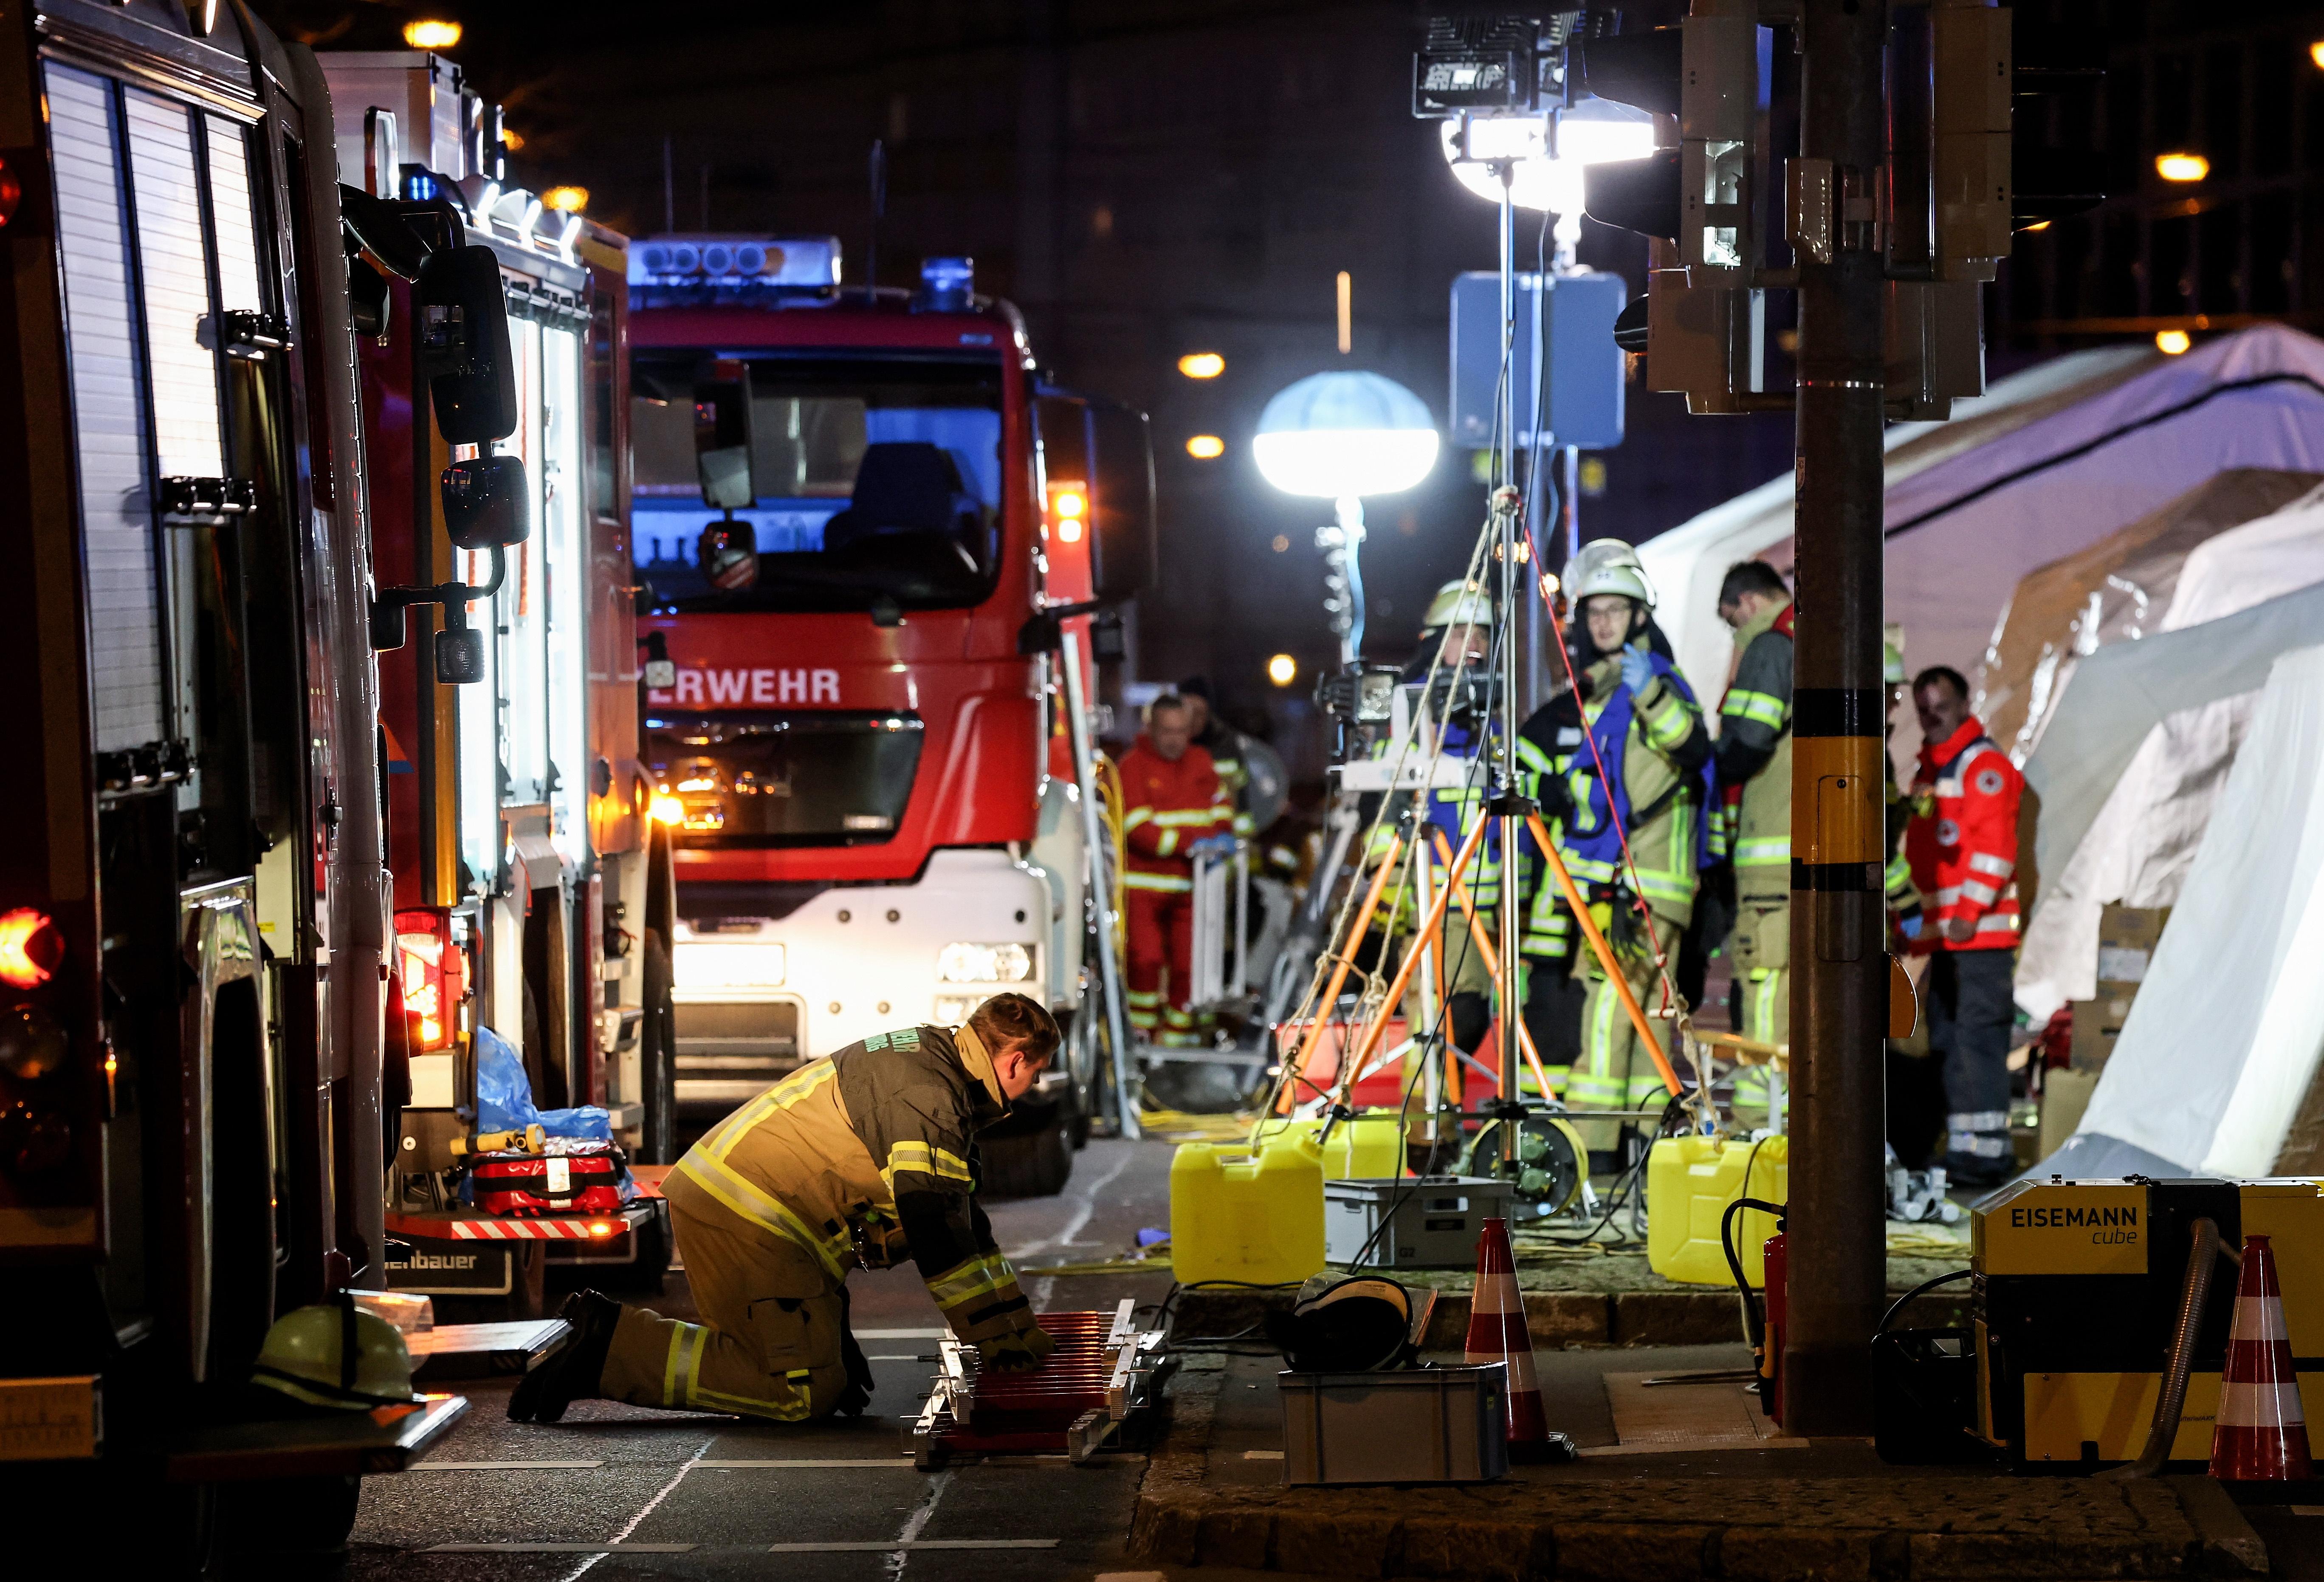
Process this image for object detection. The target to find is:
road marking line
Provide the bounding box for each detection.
[695,1458,920,1469]
[766,1540,1060,1553]
[855,1328,946,1339]
[415,1460,606,1471]
[560,1434,712,1582]
[432,1544,696,1554]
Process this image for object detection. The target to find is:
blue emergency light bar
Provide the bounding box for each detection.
[628,234,841,290]
[916,256,974,312]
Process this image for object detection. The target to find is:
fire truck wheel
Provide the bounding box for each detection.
[978,1105,1073,1199]
[639,929,678,1165]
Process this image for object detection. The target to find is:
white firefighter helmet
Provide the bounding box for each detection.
[1561,538,1655,610]
[1421,579,1494,632]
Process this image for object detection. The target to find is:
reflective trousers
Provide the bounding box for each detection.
[1125,885,1197,1045]
[597,1169,862,1423]
[1725,893,1788,1122]
[1928,946,2017,1184]
[1571,914,1681,1116]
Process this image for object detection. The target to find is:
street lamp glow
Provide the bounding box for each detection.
[1185,434,1225,460]
[544,186,588,214]
[402,18,462,49]
[2156,329,2192,355]
[1177,352,1225,379]
[1252,372,1438,499]
[1266,653,1298,687]
[2156,152,2209,183]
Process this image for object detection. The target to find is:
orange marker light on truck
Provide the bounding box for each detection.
[1047,483,1089,543]
[0,909,62,989]
[650,791,686,825]
[394,909,465,1050]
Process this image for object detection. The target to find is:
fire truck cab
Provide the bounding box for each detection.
[629,243,1154,1174]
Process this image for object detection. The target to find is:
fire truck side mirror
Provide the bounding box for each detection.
[441,453,532,551]
[417,245,518,445]
[693,376,755,510]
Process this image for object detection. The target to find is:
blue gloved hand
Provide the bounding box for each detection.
[1898,912,1924,940]
[1618,643,1654,696]
[1189,834,1238,858]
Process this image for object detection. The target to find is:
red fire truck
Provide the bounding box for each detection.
[0,0,495,1556]
[319,53,667,1300]
[628,241,1154,1174]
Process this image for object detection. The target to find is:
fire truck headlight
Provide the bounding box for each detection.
[937,943,1034,984]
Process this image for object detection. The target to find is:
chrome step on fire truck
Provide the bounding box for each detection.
[0,0,533,1559]
[629,240,1157,1181]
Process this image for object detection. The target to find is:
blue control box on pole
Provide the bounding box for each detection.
[1448,270,1627,452]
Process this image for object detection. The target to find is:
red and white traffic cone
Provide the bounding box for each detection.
[1464,1217,1547,1447]
[2210,1234,2313,1482]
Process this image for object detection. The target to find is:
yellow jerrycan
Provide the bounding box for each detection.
[1170,1133,1327,1286]
[1645,1133,1789,1286]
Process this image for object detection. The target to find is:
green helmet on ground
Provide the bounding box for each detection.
[251,1295,422,1412]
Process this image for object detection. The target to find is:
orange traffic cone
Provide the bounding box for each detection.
[2210,1234,2313,1482]
[1464,1216,1548,1446]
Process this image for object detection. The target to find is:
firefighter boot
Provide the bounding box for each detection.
[508,1289,625,1423]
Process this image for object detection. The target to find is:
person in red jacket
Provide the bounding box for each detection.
[1903,666,2024,1186]
[1120,695,1233,1048]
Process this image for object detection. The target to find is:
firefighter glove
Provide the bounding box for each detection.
[1619,644,1654,696]
[978,1322,1056,1373]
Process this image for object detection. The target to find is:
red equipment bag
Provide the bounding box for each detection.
[470,1139,627,1217]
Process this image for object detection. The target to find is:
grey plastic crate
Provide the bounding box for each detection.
[1323,1175,1512,1268]
[1278,1363,1509,1484]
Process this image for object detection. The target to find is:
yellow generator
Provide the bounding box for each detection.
[1883,1176,2323,1468]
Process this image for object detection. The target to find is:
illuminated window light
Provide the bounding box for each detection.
[2155,152,2209,184]
[402,18,462,49]
[1266,653,1297,687]
[2155,329,2192,355]
[1186,434,1225,460]
[544,186,588,214]
[1177,352,1225,379]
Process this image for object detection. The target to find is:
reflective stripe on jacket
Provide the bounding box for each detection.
[1122,735,1230,893]
[1905,717,2023,951]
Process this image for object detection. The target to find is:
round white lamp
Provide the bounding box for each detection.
[1253,370,1439,663]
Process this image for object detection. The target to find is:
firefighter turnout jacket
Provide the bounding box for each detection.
[1121,735,1232,894]
[1906,717,2023,950]
[1715,601,1794,883]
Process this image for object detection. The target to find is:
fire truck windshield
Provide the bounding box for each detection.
[633,353,1005,612]
[647,711,926,847]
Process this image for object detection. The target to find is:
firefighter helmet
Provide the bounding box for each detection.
[251,1294,422,1412]
[1561,538,1655,609]
[1421,579,1494,632]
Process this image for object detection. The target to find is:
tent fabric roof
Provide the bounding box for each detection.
[2066,644,2324,1178]
[1976,469,2322,763]
[1637,345,2153,709]
[1640,325,2324,767]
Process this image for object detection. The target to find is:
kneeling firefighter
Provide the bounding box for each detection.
[1534,541,1712,1133]
[510,994,1060,1424]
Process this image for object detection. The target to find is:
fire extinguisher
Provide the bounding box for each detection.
[1721,1196,1789,1424]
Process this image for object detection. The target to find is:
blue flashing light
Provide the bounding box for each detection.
[916,256,974,312]
[400,166,442,203]
[628,234,841,291]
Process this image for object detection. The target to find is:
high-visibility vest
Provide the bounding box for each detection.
[1905,718,2023,950]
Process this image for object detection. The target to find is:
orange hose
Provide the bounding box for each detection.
[1524,812,1684,1098]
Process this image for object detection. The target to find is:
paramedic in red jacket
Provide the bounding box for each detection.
[1121,695,1233,1048]
[1904,666,2025,1186]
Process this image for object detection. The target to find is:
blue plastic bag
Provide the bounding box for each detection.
[472,1024,612,1140]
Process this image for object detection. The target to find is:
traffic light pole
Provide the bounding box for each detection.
[1783,0,1889,1436]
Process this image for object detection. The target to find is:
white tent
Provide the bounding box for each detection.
[2045,645,2324,1179]
[2015,576,2324,1017]
[1640,326,2324,765]
[1638,346,2150,708]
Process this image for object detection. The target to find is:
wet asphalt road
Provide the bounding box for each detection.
[336,1137,1179,1582]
